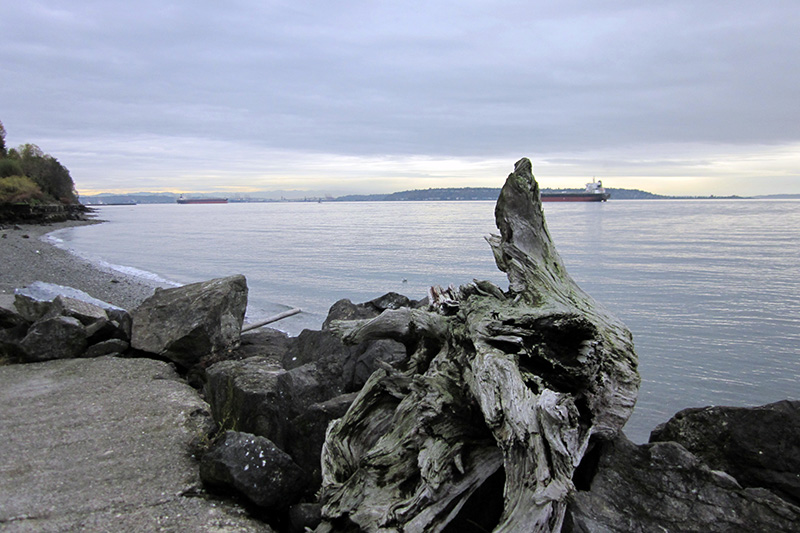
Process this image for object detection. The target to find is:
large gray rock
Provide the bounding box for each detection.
[565,434,800,532]
[19,315,88,362]
[205,357,329,452]
[650,400,800,506]
[315,159,640,532]
[82,338,130,358]
[131,275,248,367]
[200,430,308,510]
[45,294,109,326]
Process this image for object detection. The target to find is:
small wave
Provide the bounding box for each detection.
[94,259,182,287]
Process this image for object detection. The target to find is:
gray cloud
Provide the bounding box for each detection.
[1,1,798,194]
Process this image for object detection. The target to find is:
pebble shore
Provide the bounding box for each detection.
[0,219,170,311]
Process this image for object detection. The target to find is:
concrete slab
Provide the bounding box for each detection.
[0,356,272,532]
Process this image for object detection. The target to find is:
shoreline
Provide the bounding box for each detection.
[0,218,171,311]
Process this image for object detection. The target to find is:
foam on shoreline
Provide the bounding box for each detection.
[44,229,182,289]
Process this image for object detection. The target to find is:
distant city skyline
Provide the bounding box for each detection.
[2,2,798,197]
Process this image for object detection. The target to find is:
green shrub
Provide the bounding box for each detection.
[0,158,23,178]
[0,175,45,204]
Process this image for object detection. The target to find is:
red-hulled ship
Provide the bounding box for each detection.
[177,195,228,204]
[541,179,610,202]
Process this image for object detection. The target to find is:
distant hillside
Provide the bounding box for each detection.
[604,188,669,199]
[334,187,667,201]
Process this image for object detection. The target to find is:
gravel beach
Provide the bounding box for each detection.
[0,219,170,311]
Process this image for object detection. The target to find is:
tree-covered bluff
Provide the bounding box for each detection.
[333,186,670,202]
[0,120,79,205]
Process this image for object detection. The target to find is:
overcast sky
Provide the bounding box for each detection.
[2,1,798,196]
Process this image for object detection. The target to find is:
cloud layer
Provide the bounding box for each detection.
[2,1,799,195]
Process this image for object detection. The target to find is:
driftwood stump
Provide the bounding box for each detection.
[316,158,640,532]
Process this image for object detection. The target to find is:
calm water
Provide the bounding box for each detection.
[49,200,800,442]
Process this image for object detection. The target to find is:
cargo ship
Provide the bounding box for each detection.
[541,179,610,202]
[176,195,228,204]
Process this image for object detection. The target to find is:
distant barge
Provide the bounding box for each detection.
[541,179,610,202]
[177,196,228,204]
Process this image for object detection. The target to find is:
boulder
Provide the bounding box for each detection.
[650,400,800,506]
[200,430,308,510]
[131,275,248,367]
[564,434,800,532]
[282,329,352,373]
[187,328,293,389]
[231,328,293,363]
[204,357,327,451]
[315,159,640,532]
[45,294,109,326]
[205,325,405,495]
[83,338,131,358]
[19,315,88,362]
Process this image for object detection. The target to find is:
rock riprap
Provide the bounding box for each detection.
[314,158,640,532]
[2,282,132,363]
[131,274,248,367]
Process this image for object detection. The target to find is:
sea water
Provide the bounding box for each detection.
[48,199,800,442]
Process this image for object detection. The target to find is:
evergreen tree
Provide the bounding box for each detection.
[0,120,6,157]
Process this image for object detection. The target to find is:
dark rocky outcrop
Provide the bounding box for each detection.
[0,203,91,224]
[200,430,308,511]
[131,275,248,368]
[565,433,800,532]
[650,399,800,506]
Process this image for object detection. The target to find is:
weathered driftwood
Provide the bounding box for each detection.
[240,307,301,333]
[316,158,640,532]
